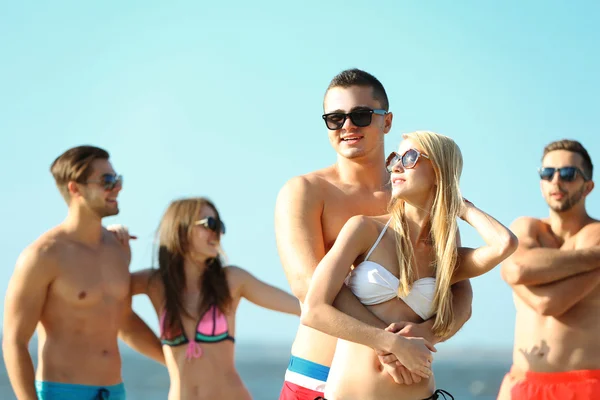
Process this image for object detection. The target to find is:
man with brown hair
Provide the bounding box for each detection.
[276,69,473,400]
[2,145,163,400]
[499,139,600,399]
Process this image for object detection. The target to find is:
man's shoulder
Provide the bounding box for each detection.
[287,166,336,188]
[101,227,130,254]
[277,167,336,201]
[580,220,600,235]
[15,228,64,274]
[512,216,545,225]
[510,216,547,233]
[27,227,67,258]
[575,220,600,247]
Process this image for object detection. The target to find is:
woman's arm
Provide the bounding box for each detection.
[301,216,435,378]
[452,202,519,284]
[106,225,156,297]
[131,269,154,296]
[234,267,301,316]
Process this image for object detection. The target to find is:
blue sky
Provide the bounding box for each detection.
[1,1,598,352]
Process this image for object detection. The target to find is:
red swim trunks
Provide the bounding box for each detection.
[279,355,329,400]
[498,366,600,399]
[279,381,324,400]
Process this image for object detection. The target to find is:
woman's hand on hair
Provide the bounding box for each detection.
[106,224,137,246]
[459,198,475,221]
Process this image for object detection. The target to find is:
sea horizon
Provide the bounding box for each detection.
[0,338,513,399]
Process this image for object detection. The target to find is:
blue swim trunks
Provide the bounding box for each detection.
[35,380,126,400]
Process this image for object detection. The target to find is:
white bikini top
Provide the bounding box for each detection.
[345,219,436,320]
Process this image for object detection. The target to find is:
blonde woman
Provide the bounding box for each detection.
[301,131,518,400]
[110,197,300,400]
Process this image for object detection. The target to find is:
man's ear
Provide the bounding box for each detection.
[67,181,81,198]
[584,180,595,197]
[383,112,393,134]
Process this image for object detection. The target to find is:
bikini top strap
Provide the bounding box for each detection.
[364,219,392,261]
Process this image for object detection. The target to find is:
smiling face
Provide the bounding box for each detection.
[188,204,221,260]
[73,158,122,218]
[323,85,392,160]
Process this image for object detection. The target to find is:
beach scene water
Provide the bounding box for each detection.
[0,340,512,400]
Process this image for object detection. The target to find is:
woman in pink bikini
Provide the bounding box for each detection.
[111,197,300,399]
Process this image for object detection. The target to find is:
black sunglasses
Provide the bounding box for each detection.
[86,174,123,191]
[322,108,387,130]
[194,216,226,235]
[538,167,589,182]
[386,149,430,172]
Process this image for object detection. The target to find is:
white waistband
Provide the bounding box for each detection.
[284,369,327,392]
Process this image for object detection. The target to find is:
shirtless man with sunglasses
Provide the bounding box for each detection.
[3,145,164,400]
[275,68,474,400]
[499,139,600,399]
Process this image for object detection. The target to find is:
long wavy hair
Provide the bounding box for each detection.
[390,131,463,337]
[155,197,232,336]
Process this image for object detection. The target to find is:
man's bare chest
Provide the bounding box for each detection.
[51,247,130,307]
[322,195,389,250]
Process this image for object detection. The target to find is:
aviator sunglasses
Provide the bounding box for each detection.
[86,173,123,191]
[322,108,388,130]
[194,216,226,235]
[386,149,430,173]
[538,167,590,182]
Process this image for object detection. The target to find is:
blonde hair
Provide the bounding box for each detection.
[391,131,463,337]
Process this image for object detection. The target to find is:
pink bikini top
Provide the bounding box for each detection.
[160,304,234,360]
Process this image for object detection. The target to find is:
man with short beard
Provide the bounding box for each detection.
[499,139,600,399]
[2,146,163,400]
